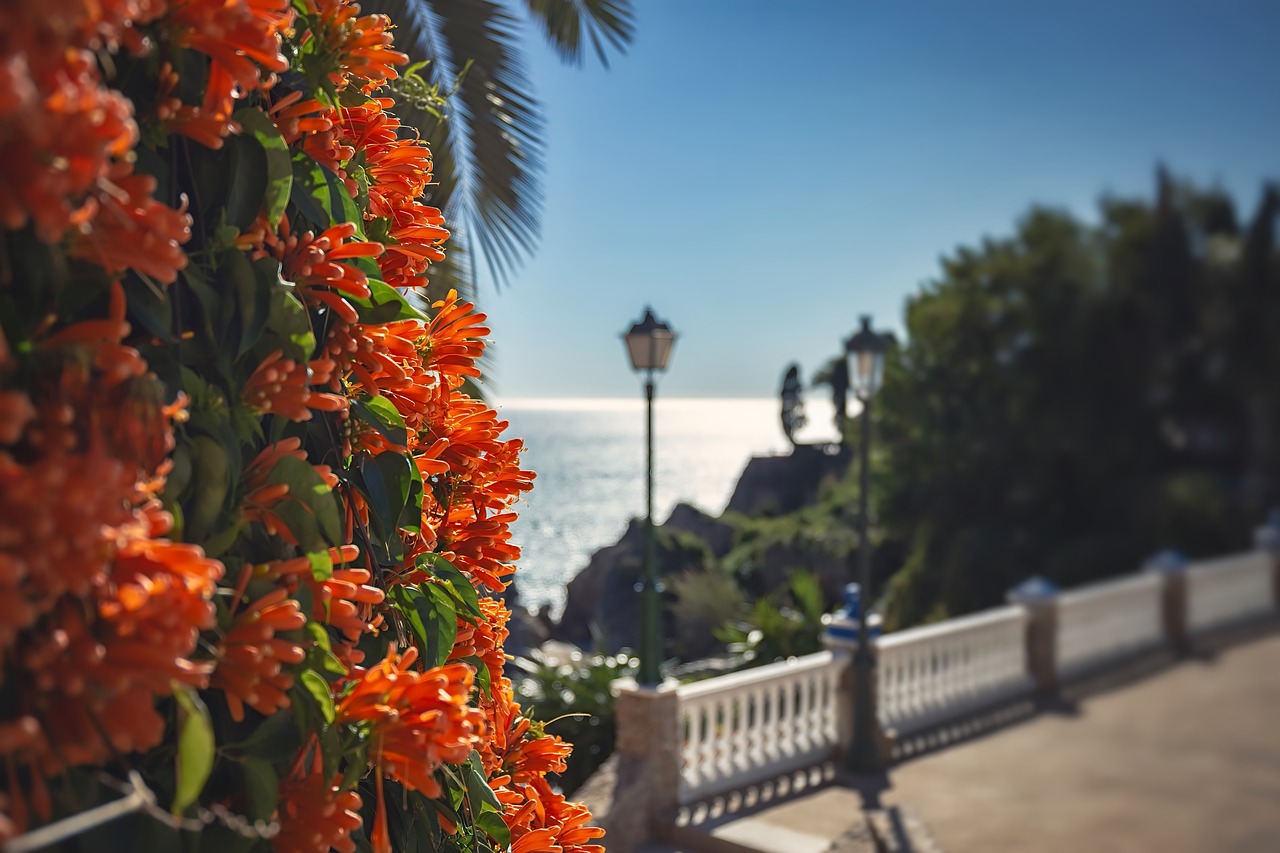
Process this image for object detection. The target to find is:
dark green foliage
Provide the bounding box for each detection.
[875,171,1280,627]
[716,570,827,666]
[514,650,637,795]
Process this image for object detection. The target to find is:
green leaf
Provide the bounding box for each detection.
[306,622,348,677]
[227,712,301,764]
[240,757,279,822]
[352,395,408,448]
[362,451,413,538]
[172,684,215,815]
[259,455,341,551]
[224,133,269,232]
[289,154,330,228]
[290,150,365,235]
[362,280,428,323]
[306,548,333,582]
[464,752,510,847]
[238,257,281,357]
[400,457,424,535]
[234,108,293,225]
[265,287,316,361]
[460,655,492,697]
[388,584,457,669]
[299,669,335,725]
[423,554,482,625]
[122,274,173,341]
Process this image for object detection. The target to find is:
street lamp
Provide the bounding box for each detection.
[844,314,892,772]
[622,307,678,685]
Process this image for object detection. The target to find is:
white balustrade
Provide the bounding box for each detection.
[876,606,1031,735]
[1186,551,1276,634]
[675,651,843,804]
[1056,573,1164,680]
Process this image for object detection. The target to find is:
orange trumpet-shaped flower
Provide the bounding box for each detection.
[242,349,348,421]
[0,45,136,242]
[265,219,384,324]
[241,438,340,544]
[337,648,484,797]
[169,0,294,99]
[212,586,307,721]
[68,164,192,284]
[274,756,363,853]
[303,0,409,88]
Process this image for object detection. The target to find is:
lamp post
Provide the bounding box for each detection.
[622,308,678,685]
[844,314,892,772]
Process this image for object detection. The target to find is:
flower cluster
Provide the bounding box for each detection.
[0,0,599,851]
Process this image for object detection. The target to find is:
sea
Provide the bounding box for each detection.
[494,397,840,618]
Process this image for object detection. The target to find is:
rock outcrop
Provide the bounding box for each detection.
[548,445,855,652]
[725,442,851,516]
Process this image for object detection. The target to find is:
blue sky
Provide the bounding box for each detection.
[476,0,1280,400]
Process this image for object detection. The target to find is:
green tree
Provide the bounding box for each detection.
[875,171,1280,628]
[365,0,635,298]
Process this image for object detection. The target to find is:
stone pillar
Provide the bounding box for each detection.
[1144,550,1190,655]
[822,584,888,765]
[591,678,680,853]
[821,640,856,758]
[1007,577,1059,697]
[1253,511,1280,610]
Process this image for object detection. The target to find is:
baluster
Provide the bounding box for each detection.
[743,688,760,773]
[729,691,747,777]
[713,697,726,778]
[822,665,836,745]
[882,651,895,727]
[809,671,824,749]
[762,681,778,763]
[933,640,944,713]
[790,674,807,753]
[684,702,702,792]
[778,677,794,758]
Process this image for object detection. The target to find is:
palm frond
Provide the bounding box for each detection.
[523,0,636,67]
[366,0,546,290]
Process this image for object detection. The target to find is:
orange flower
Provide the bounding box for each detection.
[449,596,510,688]
[337,648,484,797]
[275,754,363,853]
[260,544,382,651]
[212,586,307,721]
[242,349,348,421]
[241,438,340,544]
[68,163,192,284]
[303,0,409,88]
[0,46,136,241]
[154,62,241,149]
[168,0,294,99]
[267,90,334,145]
[264,219,384,323]
[15,502,223,773]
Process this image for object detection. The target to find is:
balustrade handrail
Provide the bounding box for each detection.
[676,649,837,701]
[1186,550,1267,577]
[877,603,1026,649]
[1057,571,1161,605]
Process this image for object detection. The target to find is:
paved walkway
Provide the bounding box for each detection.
[654,626,1280,853]
[880,628,1280,852]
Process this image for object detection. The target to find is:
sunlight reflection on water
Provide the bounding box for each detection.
[496,396,840,618]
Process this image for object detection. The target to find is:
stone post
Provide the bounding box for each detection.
[821,638,857,759]
[1007,577,1059,697]
[592,678,680,853]
[1253,510,1280,610]
[822,584,889,764]
[1144,550,1190,655]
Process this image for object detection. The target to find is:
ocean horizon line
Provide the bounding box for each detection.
[494,396,779,410]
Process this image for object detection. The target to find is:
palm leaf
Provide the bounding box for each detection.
[366,0,546,289]
[523,0,636,67]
